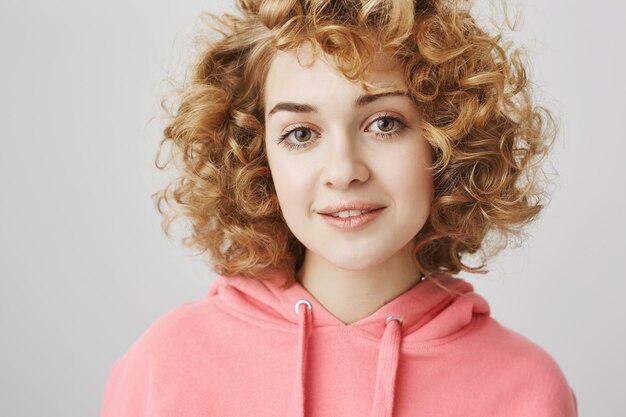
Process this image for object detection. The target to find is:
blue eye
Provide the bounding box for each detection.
[275,114,407,151]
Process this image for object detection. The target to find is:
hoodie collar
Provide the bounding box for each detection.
[208,269,489,343]
[208,270,490,417]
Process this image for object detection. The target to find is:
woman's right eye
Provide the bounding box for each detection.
[276,126,318,150]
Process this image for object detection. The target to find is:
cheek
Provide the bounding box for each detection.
[266,151,311,212]
[387,143,434,207]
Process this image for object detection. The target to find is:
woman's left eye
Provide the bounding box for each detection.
[366,115,406,136]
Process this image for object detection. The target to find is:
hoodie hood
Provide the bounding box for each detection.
[208,270,490,417]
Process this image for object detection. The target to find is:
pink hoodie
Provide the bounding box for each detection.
[101,270,578,416]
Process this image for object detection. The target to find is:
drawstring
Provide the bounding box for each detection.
[289,300,313,417]
[370,316,402,417]
[289,299,402,417]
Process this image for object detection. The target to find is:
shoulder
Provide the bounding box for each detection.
[101,298,218,416]
[122,297,218,361]
[469,317,578,415]
[480,317,568,375]
[106,295,226,384]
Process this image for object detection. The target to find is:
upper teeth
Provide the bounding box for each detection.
[330,209,372,218]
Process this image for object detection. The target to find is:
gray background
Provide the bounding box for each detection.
[1,0,624,416]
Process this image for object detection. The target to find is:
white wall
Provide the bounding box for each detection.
[0,1,623,416]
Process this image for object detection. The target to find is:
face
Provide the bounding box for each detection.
[263,46,433,272]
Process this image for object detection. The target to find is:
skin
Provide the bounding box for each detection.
[263,45,434,325]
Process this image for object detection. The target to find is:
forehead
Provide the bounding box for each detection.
[264,45,406,105]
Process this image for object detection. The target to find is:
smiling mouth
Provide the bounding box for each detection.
[321,207,385,217]
[318,207,385,229]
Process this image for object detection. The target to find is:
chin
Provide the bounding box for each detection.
[323,251,391,271]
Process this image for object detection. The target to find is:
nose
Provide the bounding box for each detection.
[320,130,370,189]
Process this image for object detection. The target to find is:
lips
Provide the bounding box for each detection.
[318,201,386,215]
[319,205,385,229]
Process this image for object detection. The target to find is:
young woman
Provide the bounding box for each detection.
[101,0,578,416]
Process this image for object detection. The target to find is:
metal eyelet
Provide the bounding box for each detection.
[386,315,403,324]
[295,299,312,314]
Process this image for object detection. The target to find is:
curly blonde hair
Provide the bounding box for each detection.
[153,0,556,291]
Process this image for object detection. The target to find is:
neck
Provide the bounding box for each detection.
[296,245,423,325]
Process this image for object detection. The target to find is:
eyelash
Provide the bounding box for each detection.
[275,114,407,151]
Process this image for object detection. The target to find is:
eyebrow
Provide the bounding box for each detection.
[267,91,409,118]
